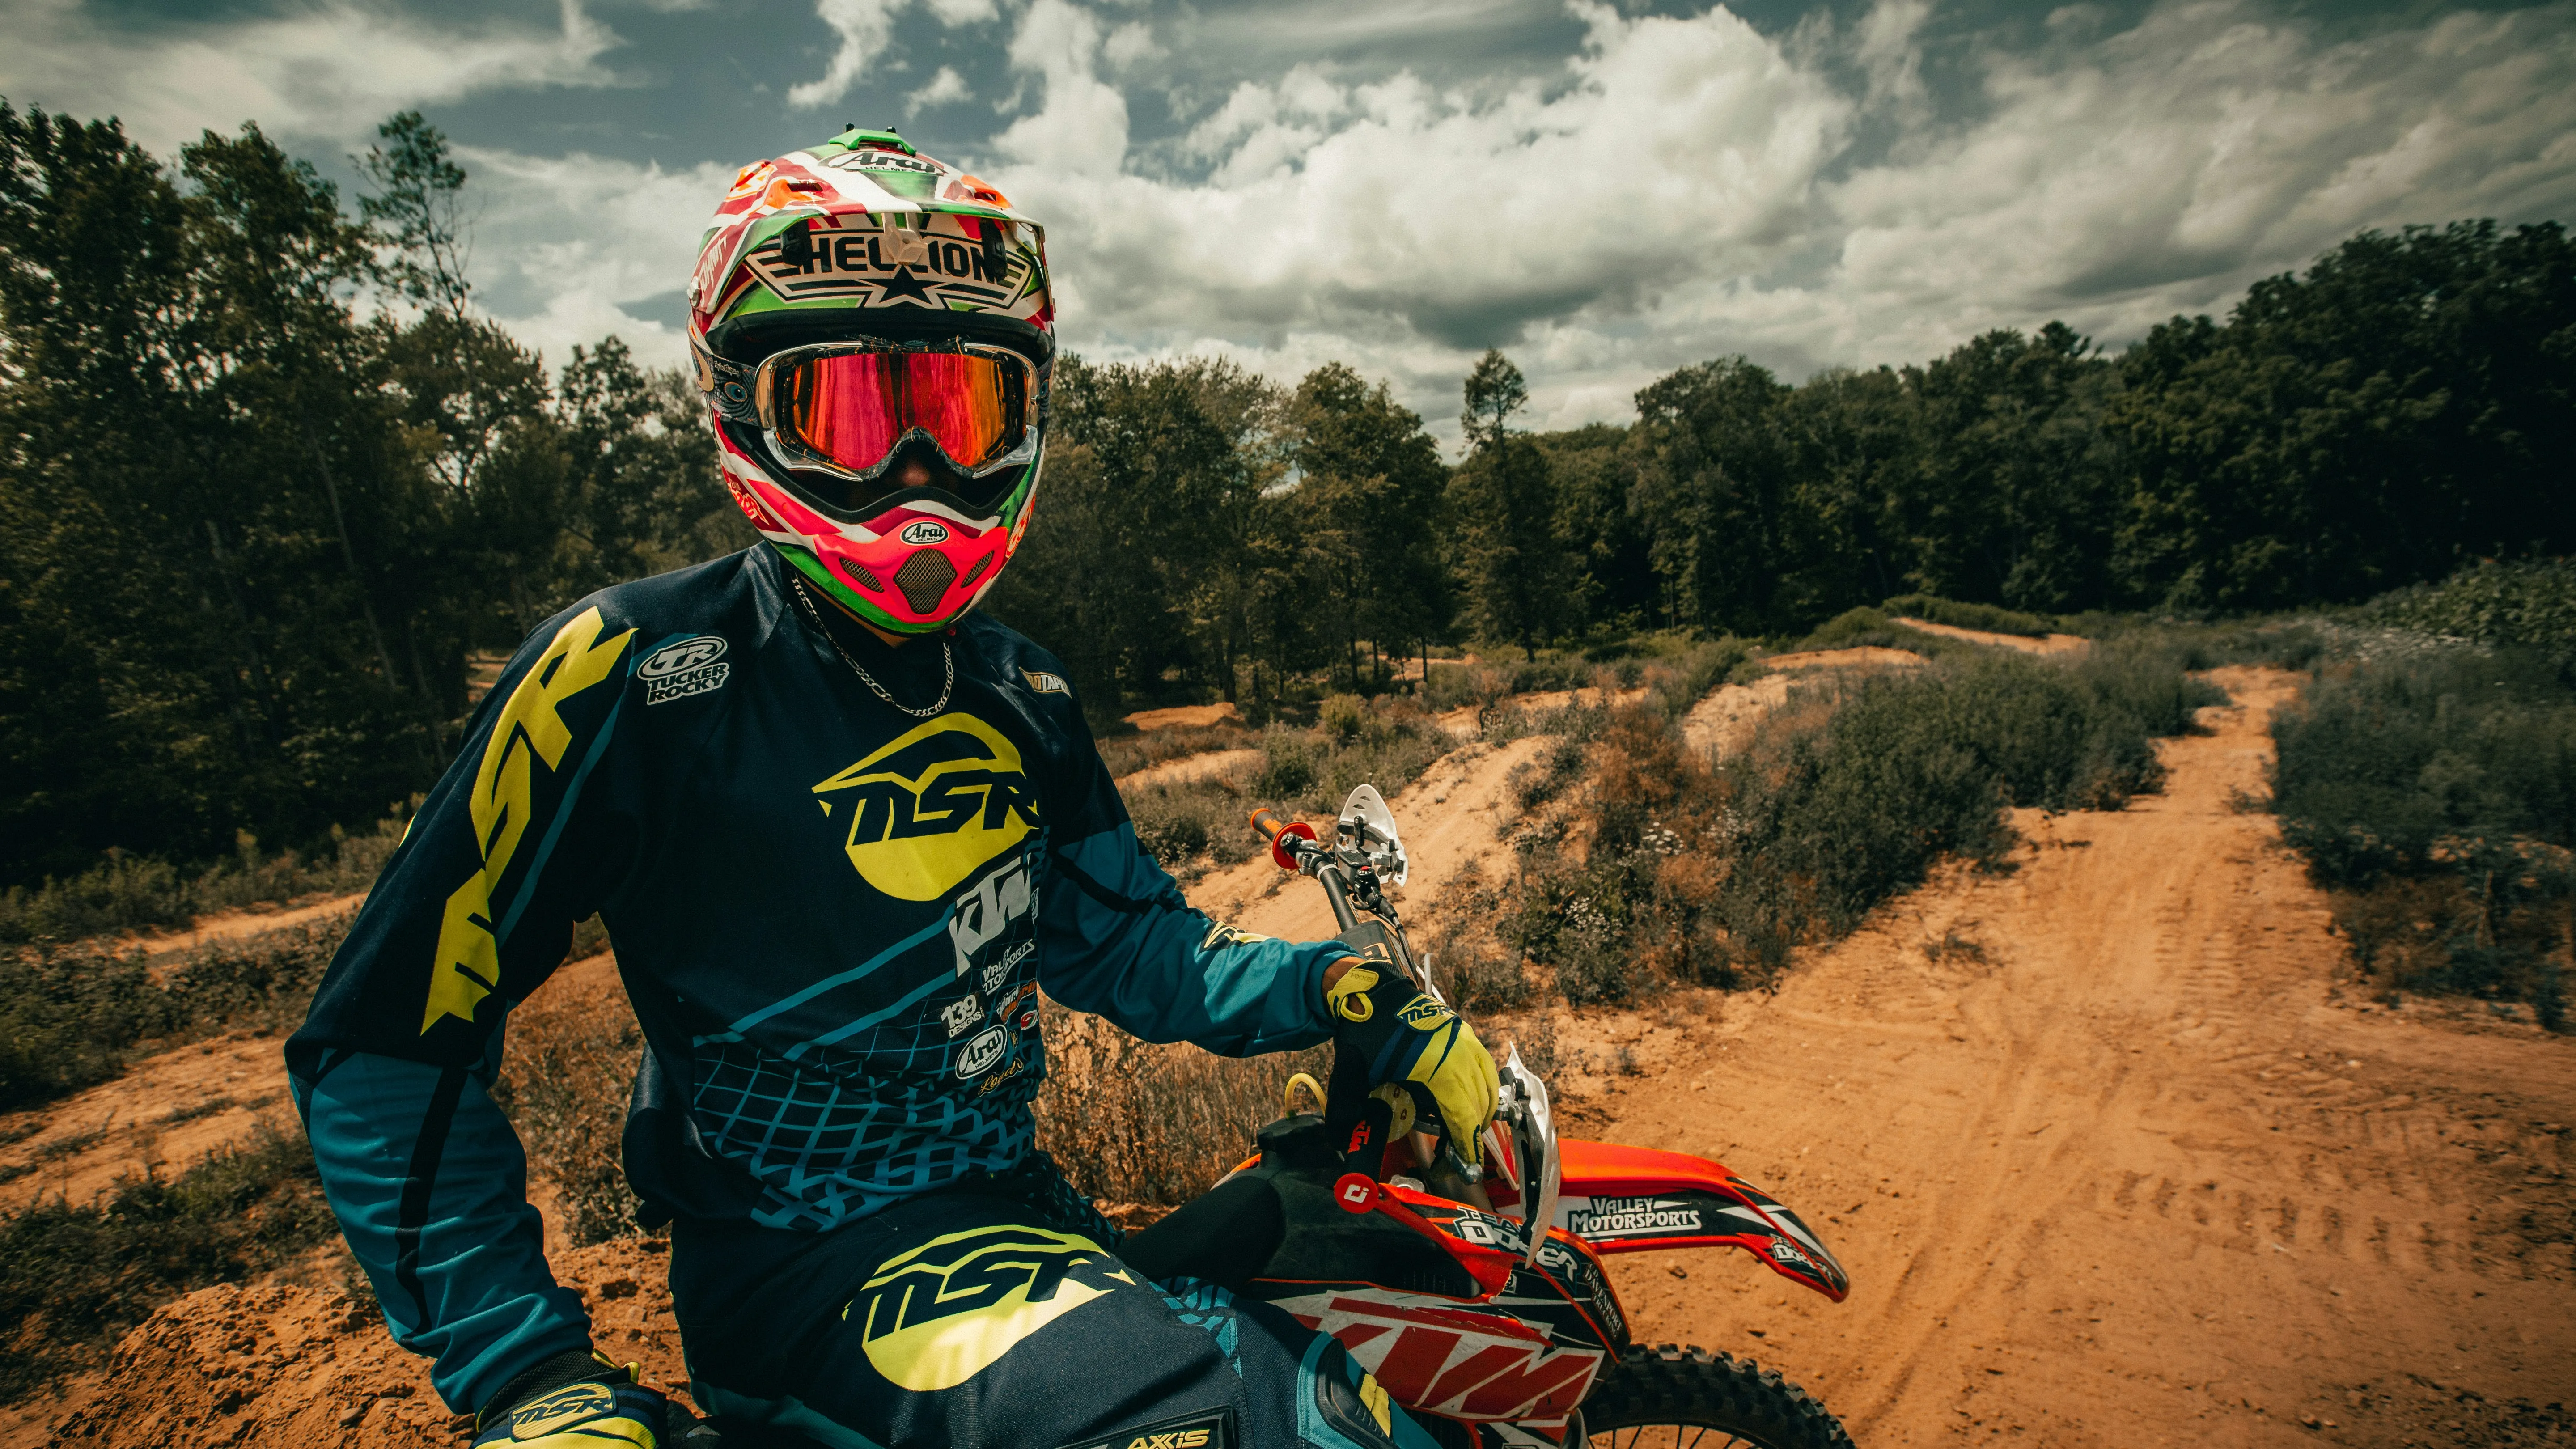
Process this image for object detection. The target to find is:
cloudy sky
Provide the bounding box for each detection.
[9,0,2573,440]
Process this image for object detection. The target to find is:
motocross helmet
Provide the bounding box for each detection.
[687,127,1053,634]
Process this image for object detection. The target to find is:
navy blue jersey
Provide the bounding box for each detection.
[286,545,1340,1412]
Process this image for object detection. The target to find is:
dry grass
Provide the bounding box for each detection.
[492,969,648,1248]
[1030,1002,1329,1209]
[1096,724,1259,780]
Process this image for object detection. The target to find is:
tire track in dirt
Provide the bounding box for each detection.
[1575,667,2576,1447]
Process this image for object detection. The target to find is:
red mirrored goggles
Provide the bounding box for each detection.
[754,342,1037,486]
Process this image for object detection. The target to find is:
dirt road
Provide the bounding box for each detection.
[1575,667,2576,1446]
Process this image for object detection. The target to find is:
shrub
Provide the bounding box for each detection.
[0,914,350,1112]
[2361,558,2576,662]
[0,810,411,946]
[1880,594,2055,637]
[1418,861,1530,1012]
[1636,638,1755,721]
[2271,644,2576,1021]
[1789,606,1970,658]
[1497,643,2216,1003]
[0,1119,335,1402]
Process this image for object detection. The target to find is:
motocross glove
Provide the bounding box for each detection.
[1324,961,1500,1166]
[472,1348,667,1449]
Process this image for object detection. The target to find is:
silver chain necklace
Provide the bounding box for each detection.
[791,576,953,718]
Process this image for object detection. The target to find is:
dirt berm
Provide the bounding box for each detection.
[1572,668,2575,1446]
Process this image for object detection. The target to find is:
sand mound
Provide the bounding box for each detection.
[1122,703,1242,731]
[38,1238,692,1449]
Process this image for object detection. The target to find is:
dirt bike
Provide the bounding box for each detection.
[692,786,1854,1449]
[1110,786,1855,1449]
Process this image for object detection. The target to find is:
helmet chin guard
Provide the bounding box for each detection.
[686,127,1053,634]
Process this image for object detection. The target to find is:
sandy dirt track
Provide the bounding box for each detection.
[1577,668,2576,1447]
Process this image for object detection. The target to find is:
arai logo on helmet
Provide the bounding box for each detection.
[898,520,951,546]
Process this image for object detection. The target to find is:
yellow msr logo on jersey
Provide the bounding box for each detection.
[813,715,1038,901]
[845,1224,1133,1391]
[425,607,634,1033]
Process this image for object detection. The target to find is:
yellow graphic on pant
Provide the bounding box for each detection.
[812,715,1038,901]
[424,607,635,1033]
[846,1224,1134,1391]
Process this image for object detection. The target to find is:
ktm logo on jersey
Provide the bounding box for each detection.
[812,715,1039,900]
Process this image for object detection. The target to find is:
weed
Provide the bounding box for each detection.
[158,1097,242,1127]
[492,997,648,1247]
[1031,1004,1330,1207]
[1504,1014,1559,1080]
[1419,862,1530,1012]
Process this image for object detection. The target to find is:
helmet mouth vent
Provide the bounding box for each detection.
[839,555,886,593]
[893,549,958,614]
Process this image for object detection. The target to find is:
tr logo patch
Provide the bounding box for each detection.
[846,1225,1133,1392]
[639,635,730,706]
[812,715,1038,901]
[1020,669,1069,695]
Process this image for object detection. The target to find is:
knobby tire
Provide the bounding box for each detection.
[1579,1343,1853,1449]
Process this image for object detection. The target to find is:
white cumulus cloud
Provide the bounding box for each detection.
[0,0,623,155]
[962,0,2576,439]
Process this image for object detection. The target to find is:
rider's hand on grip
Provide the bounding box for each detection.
[1322,960,1500,1168]
[472,1351,667,1449]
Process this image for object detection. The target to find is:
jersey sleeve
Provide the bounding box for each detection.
[285,602,644,1413]
[1035,711,1342,1058]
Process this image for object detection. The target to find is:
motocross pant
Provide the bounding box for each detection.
[669,1155,1442,1449]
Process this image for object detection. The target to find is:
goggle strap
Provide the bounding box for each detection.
[693,337,760,424]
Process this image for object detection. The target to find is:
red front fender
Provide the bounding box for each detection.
[1553,1139,1850,1303]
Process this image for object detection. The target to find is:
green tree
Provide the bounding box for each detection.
[1290,363,1449,689]
[1630,356,1799,635]
[2109,221,2576,610]
[1449,351,1575,657]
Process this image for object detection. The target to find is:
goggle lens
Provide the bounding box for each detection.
[777,349,1025,479]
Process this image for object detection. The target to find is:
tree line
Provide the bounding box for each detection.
[0,107,741,882]
[4,101,2569,883]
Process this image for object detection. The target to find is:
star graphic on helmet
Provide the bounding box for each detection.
[874,266,936,304]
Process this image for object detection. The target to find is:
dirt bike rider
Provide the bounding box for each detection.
[286,129,1499,1449]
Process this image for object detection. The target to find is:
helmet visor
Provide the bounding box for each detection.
[763,344,1031,484]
